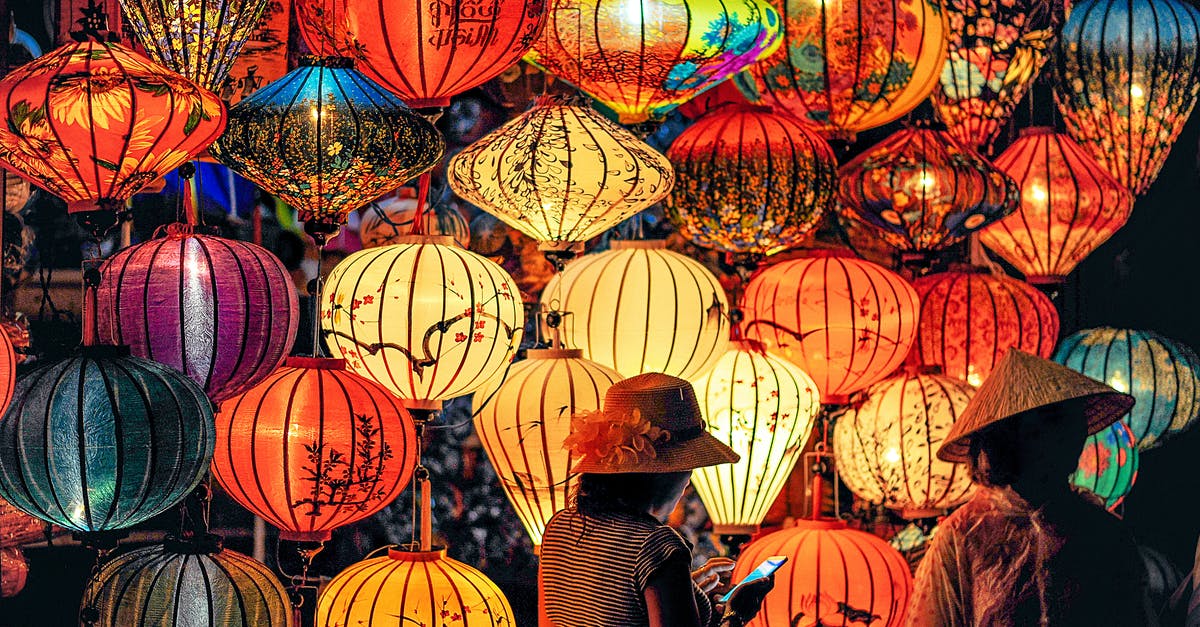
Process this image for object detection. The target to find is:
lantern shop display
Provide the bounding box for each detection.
[665,105,838,255]
[359,192,470,249]
[1071,421,1138,510]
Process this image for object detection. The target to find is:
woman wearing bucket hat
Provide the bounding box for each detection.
[907,349,1156,626]
[539,373,775,627]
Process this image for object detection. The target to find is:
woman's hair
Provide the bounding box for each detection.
[572,472,690,517]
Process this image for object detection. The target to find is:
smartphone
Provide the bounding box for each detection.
[718,556,788,603]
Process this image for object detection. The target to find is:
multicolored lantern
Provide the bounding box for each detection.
[1071,421,1138,511]
[359,191,470,249]
[665,105,838,255]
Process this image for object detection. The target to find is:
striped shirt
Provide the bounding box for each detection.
[540,508,715,627]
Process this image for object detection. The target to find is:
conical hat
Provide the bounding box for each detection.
[937,349,1134,463]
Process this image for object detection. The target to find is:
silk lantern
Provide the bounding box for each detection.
[541,239,729,379]
[979,127,1133,285]
[1071,421,1138,510]
[665,105,838,255]
[359,192,470,249]
[0,327,14,417]
[0,548,27,597]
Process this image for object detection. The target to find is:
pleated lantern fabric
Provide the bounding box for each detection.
[1071,420,1138,511]
[95,226,299,403]
[213,357,418,541]
[359,192,470,249]
[0,346,214,532]
[540,240,729,380]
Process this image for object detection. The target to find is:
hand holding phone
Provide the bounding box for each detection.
[719,556,788,603]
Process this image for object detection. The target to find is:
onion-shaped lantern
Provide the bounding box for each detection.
[0,42,224,215]
[213,357,418,541]
[527,0,782,123]
[736,520,912,627]
[211,57,444,234]
[317,548,516,626]
[0,548,27,597]
[541,240,729,379]
[690,340,820,534]
[0,346,213,532]
[735,0,948,139]
[473,348,622,545]
[359,191,469,249]
[450,101,674,253]
[838,125,1020,256]
[1054,328,1200,450]
[979,127,1133,285]
[665,105,838,255]
[323,236,524,409]
[742,253,920,403]
[1071,421,1138,511]
[95,225,299,402]
[1053,0,1200,195]
[911,269,1059,386]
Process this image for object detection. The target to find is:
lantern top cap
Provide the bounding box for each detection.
[78,344,132,359]
[1018,126,1058,138]
[390,234,459,247]
[526,348,584,360]
[388,547,448,562]
[299,55,356,69]
[284,357,346,370]
[609,239,668,251]
[787,518,848,531]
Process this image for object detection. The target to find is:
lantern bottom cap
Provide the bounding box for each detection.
[279,530,332,542]
[712,524,760,536]
[899,508,946,520]
[1025,275,1066,287]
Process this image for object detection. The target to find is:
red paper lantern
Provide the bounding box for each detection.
[0,327,14,417]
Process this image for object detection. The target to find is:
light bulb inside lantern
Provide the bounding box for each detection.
[1108,370,1129,393]
[966,364,983,388]
[620,0,643,25]
[1027,182,1048,204]
[1129,84,1144,100]
[882,447,902,465]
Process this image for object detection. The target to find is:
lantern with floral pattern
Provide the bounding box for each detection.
[1071,421,1138,511]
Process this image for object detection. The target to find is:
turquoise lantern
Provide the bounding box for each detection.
[1071,421,1138,510]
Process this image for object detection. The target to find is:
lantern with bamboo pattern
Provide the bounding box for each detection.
[1071,420,1138,511]
[359,192,470,249]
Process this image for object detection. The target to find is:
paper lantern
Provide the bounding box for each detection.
[0,42,224,214]
[323,236,524,408]
[0,327,14,417]
[213,357,418,541]
[0,548,26,598]
[742,253,920,402]
[317,548,516,626]
[690,340,820,534]
[527,0,782,124]
[838,125,1020,255]
[736,520,912,627]
[979,127,1133,285]
[473,348,622,545]
[211,57,444,233]
[541,239,729,379]
[0,346,214,532]
[665,105,838,255]
[1054,0,1200,194]
[96,225,299,402]
[1054,328,1200,450]
[1071,421,1138,511]
[735,0,948,139]
[450,102,674,252]
[911,269,1059,386]
[359,193,470,249]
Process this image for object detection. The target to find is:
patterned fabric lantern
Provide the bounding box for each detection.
[742,253,920,402]
[0,42,224,214]
[911,269,1059,386]
[213,357,418,541]
[837,125,1020,255]
[1053,0,1200,194]
[211,57,444,234]
[834,372,976,516]
[1054,328,1200,450]
[1071,421,1138,511]
[665,105,838,255]
[979,127,1133,285]
[96,225,299,402]
[690,340,820,534]
[317,548,516,626]
[0,547,27,598]
[473,348,622,545]
[323,236,524,409]
[527,0,782,124]
[735,0,948,139]
[0,346,213,532]
[541,240,729,379]
[736,520,913,627]
[450,101,674,253]
[359,192,470,249]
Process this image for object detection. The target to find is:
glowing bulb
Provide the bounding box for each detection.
[1029,183,1048,203]
[966,364,983,388]
[621,0,643,24]
[1108,370,1129,393]
[918,173,936,188]
[882,447,901,464]
[1129,84,1144,99]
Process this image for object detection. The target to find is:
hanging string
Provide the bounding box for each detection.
[309,243,324,358]
[410,173,432,236]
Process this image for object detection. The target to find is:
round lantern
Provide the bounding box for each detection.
[541,240,729,379]
[1054,0,1200,195]
[359,192,470,249]
[450,102,675,252]
[0,547,27,597]
[979,127,1133,285]
[0,42,224,214]
[0,326,14,417]
[741,253,920,402]
[0,347,214,532]
[527,0,782,123]
[735,0,948,139]
[690,340,820,534]
[473,348,622,545]
[95,225,299,402]
[736,520,912,627]
[211,57,444,232]
[665,105,838,255]
[1054,328,1200,450]
[317,548,516,626]
[838,125,1020,255]
[213,357,418,541]
[911,269,1059,386]
[1071,421,1138,510]
[323,236,524,408]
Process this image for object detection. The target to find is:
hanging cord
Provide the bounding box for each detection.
[308,241,325,358]
[407,412,436,550]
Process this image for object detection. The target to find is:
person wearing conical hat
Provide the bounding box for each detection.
[907,350,1156,626]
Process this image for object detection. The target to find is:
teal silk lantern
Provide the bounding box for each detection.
[1071,421,1138,511]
